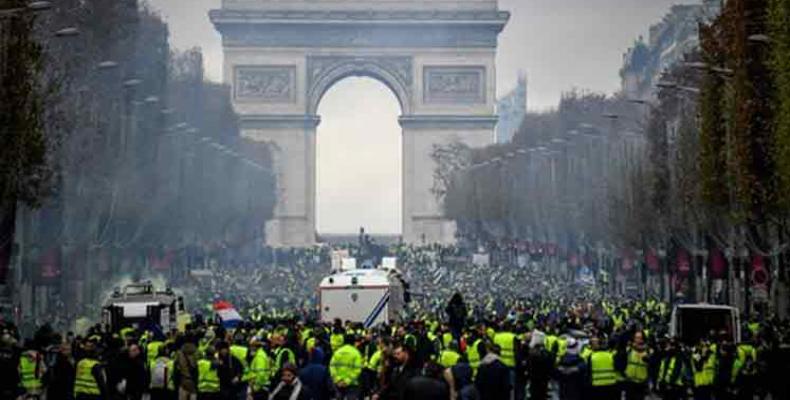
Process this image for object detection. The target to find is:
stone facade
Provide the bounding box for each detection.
[211,1,509,247]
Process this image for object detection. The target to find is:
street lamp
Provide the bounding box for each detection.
[656,81,700,95]
[27,1,52,11]
[122,78,142,88]
[54,27,79,37]
[748,34,770,44]
[97,60,118,70]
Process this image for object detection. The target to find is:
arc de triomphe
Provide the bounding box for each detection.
[210,0,509,247]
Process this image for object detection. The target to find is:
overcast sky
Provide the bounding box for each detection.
[148,0,691,234]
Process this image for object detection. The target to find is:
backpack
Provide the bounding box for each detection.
[150,358,169,389]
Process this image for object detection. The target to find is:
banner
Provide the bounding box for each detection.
[645,248,660,272]
[37,247,61,284]
[751,254,769,288]
[676,248,691,276]
[621,249,635,272]
[709,248,727,279]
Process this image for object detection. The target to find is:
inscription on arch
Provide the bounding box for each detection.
[424,66,486,104]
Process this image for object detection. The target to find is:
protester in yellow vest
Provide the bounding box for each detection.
[230,339,251,384]
[197,347,222,400]
[658,339,688,400]
[74,342,105,400]
[329,335,364,399]
[147,339,165,368]
[19,348,45,397]
[465,335,485,377]
[493,329,517,368]
[438,341,462,368]
[149,345,176,400]
[691,341,716,400]
[249,339,272,400]
[586,336,619,400]
[623,331,650,400]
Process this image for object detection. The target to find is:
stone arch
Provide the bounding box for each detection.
[210,2,509,247]
[306,56,413,116]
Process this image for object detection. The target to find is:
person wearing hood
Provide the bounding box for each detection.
[299,348,333,400]
[526,331,555,400]
[403,360,450,400]
[555,338,586,400]
[445,293,467,341]
[474,343,511,400]
[270,363,313,400]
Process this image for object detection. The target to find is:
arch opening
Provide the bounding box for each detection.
[315,76,403,237]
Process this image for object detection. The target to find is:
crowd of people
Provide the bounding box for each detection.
[1,243,789,400]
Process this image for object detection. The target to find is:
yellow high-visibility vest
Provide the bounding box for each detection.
[624,349,649,383]
[589,351,618,387]
[693,353,716,387]
[494,332,516,368]
[74,358,101,396]
[19,353,43,392]
[439,350,461,368]
[197,359,221,393]
[466,339,483,373]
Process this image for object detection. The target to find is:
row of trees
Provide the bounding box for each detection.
[436,0,790,313]
[1,0,276,320]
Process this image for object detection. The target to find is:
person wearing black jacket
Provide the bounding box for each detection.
[474,343,511,400]
[215,341,244,400]
[526,336,555,400]
[373,345,417,400]
[445,293,467,340]
[121,343,147,400]
[403,361,450,400]
[555,338,586,400]
[0,330,20,400]
[44,341,76,400]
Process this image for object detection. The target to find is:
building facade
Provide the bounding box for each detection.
[620,0,721,100]
[495,72,527,143]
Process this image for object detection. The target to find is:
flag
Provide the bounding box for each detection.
[213,300,242,328]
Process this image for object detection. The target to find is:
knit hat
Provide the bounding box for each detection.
[282,362,298,375]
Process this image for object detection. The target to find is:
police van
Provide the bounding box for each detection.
[103,281,186,333]
[319,267,406,328]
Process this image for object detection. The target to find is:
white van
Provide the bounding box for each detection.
[319,268,405,328]
[669,303,741,344]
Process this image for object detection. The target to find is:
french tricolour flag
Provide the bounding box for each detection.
[213,300,243,328]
